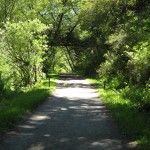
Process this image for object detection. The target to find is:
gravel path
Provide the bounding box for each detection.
[0,76,133,150]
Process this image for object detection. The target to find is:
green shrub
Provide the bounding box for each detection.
[0,77,57,133]
[88,78,150,149]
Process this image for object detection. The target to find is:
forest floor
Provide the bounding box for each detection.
[0,75,136,150]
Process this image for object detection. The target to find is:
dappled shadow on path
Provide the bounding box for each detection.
[0,77,134,150]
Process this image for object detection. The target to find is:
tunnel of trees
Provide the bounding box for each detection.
[0,0,150,102]
[0,0,150,148]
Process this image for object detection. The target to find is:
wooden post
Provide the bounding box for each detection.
[104,81,106,89]
[0,71,3,93]
[0,71,2,80]
[48,75,50,87]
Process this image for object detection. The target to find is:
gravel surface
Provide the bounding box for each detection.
[0,76,134,150]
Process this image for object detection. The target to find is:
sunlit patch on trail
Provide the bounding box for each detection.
[30,115,51,121]
[55,79,99,99]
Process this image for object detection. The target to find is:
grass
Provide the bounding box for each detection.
[88,78,150,150]
[0,76,57,133]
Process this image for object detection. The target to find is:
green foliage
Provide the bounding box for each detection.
[43,47,72,74]
[0,0,17,25]
[76,47,104,76]
[127,42,150,84]
[88,78,150,150]
[0,1,150,148]
[92,0,150,88]
[0,77,57,133]
[0,19,50,87]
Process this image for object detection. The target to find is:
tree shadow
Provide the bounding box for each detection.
[0,98,134,150]
[0,77,135,150]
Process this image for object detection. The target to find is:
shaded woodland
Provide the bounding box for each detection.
[0,0,150,148]
[0,0,149,91]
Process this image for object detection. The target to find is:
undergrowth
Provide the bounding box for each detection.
[0,76,57,133]
[88,78,150,150]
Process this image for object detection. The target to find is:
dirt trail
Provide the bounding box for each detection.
[0,76,133,150]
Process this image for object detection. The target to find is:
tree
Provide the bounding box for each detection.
[1,19,50,87]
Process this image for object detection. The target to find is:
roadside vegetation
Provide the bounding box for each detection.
[0,75,57,133]
[0,0,149,148]
[88,78,150,150]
